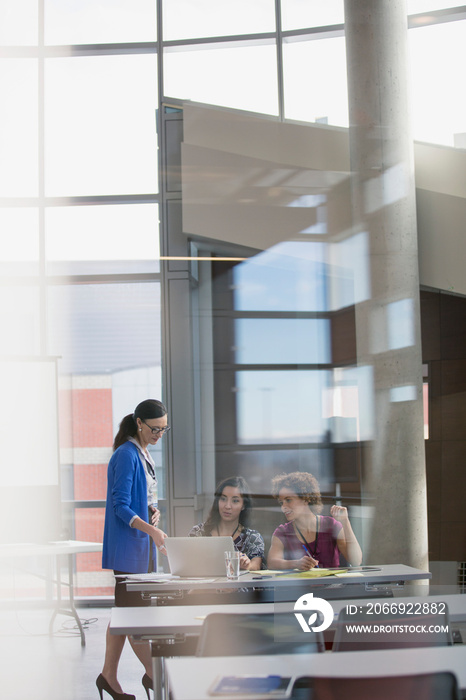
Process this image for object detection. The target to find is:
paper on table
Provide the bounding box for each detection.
[284,568,348,578]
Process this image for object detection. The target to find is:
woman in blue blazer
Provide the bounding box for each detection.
[97,399,169,700]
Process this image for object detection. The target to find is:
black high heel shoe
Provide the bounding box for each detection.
[96,674,135,700]
[142,673,153,699]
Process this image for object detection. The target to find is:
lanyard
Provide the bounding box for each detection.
[294,516,319,558]
[216,523,240,540]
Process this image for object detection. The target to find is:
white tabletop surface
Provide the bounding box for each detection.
[110,593,466,637]
[125,564,431,593]
[0,540,103,558]
[165,646,466,700]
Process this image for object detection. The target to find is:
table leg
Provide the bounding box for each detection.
[151,650,166,700]
[49,552,86,646]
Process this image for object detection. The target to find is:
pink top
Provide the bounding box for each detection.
[272,516,343,568]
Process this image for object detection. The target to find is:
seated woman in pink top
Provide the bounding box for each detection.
[267,471,362,570]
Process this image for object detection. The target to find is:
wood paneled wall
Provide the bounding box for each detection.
[421,290,466,562]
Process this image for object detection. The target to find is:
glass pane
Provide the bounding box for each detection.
[235,318,331,365]
[0,59,38,197]
[44,0,156,45]
[163,0,275,41]
[164,43,278,116]
[236,369,330,444]
[45,203,160,276]
[281,0,344,31]
[233,243,328,312]
[409,20,466,147]
[283,36,348,127]
[0,208,39,277]
[45,54,158,196]
[0,285,41,356]
[0,0,38,45]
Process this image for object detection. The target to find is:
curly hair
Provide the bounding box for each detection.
[203,476,253,535]
[271,471,323,513]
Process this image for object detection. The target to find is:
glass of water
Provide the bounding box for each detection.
[224,550,240,579]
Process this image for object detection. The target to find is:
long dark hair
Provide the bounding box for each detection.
[203,476,253,535]
[113,399,167,451]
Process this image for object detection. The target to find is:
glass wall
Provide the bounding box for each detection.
[0,0,464,601]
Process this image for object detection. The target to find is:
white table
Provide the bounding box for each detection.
[110,593,466,638]
[125,564,432,604]
[165,647,466,700]
[0,540,102,646]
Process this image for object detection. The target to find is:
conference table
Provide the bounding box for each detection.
[124,564,432,605]
[165,646,466,700]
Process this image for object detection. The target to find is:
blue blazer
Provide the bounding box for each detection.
[102,441,155,573]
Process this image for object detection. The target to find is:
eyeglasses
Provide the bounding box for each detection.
[142,420,171,436]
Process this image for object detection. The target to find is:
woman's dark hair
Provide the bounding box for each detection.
[271,471,323,514]
[113,399,167,451]
[203,476,253,535]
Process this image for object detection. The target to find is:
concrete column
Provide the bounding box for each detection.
[344,0,429,568]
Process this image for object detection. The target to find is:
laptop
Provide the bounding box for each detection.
[165,536,236,577]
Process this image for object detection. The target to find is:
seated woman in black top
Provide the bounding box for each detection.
[189,476,264,571]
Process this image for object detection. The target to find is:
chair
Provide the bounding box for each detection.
[332,602,453,651]
[293,672,460,700]
[195,611,325,657]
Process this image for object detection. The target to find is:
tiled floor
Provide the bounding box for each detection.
[0,605,147,700]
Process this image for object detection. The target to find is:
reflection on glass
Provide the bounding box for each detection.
[163,0,275,41]
[0,59,38,197]
[328,232,370,310]
[322,366,374,442]
[45,203,160,275]
[387,298,415,350]
[235,369,330,444]
[408,20,466,147]
[233,242,327,312]
[45,54,157,196]
[235,318,330,365]
[44,0,156,45]
[0,0,38,45]
[370,298,416,355]
[281,0,344,31]
[390,385,417,403]
[283,36,348,127]
[364,164,410,214]
[164,43,278,116]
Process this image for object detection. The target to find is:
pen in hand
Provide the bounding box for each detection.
[302,543,319,568]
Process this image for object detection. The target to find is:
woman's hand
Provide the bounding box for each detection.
[296,555,319,571]
[330,504,349,523]
[239,553,251,570]
[152,527,167,555]
[150,505,161,527]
